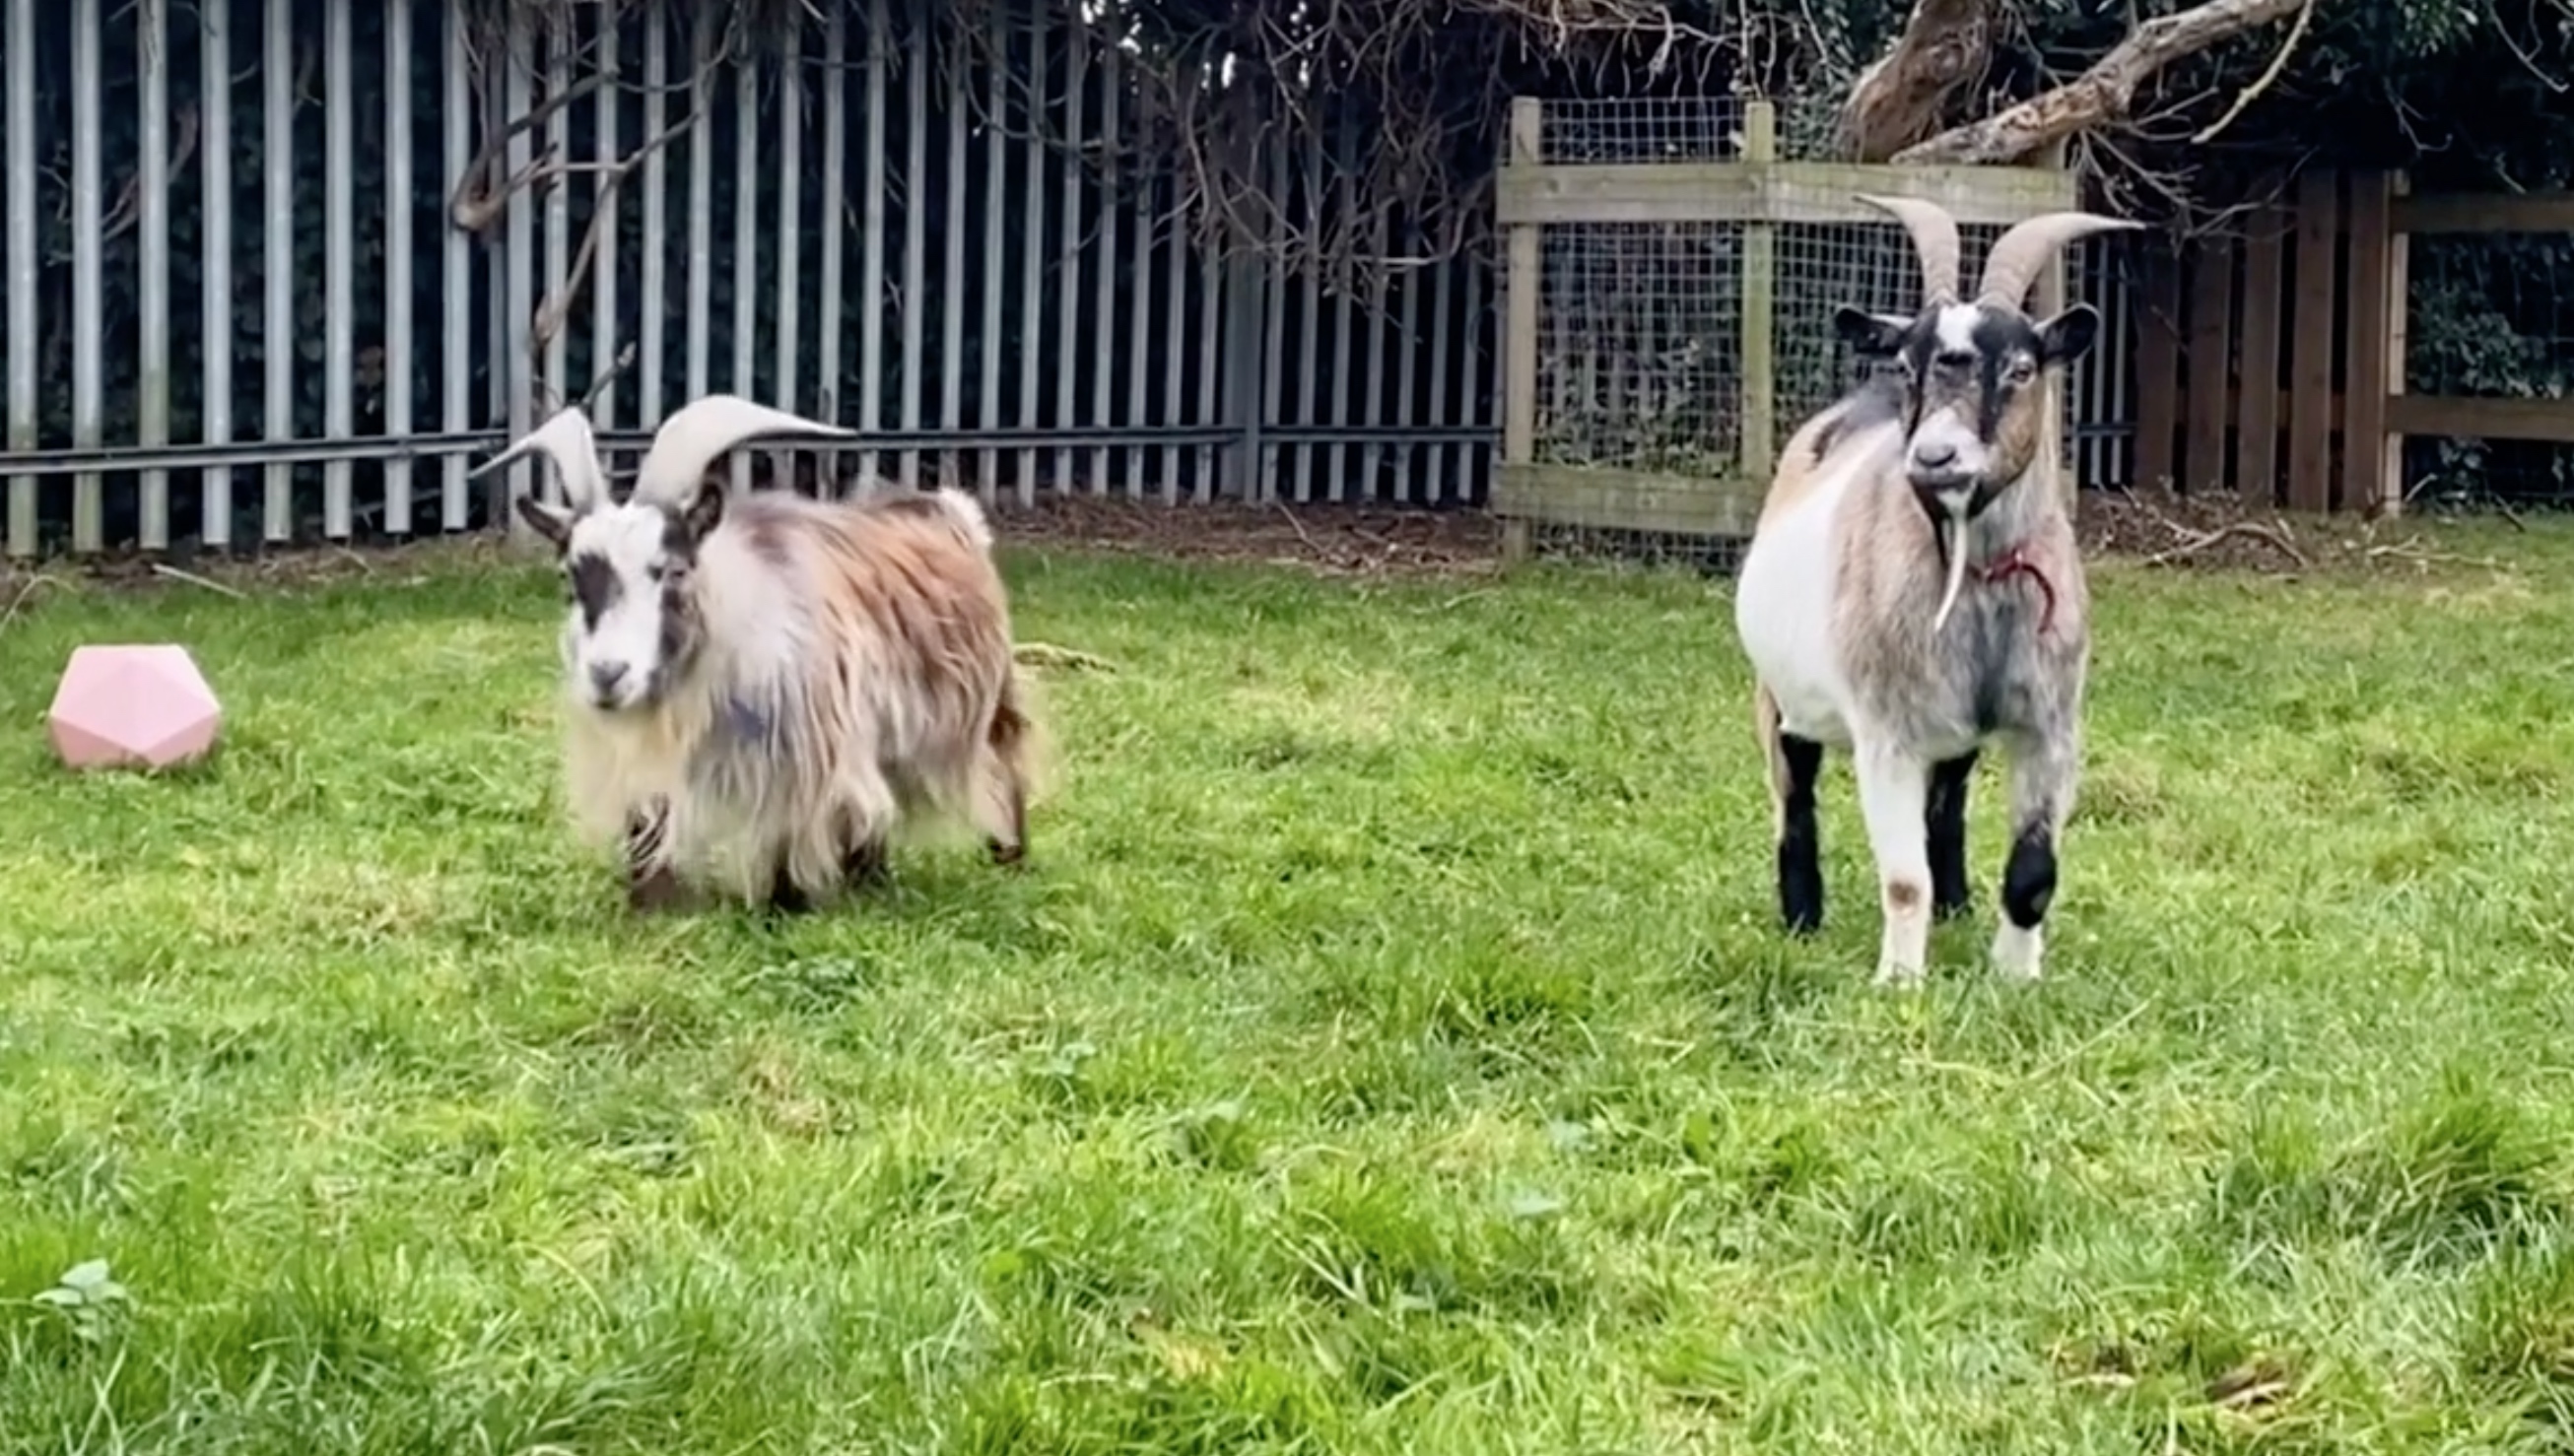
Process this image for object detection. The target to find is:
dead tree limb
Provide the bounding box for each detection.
[578,342,641,413]
[2141,519,2308,569]
[2190,0,2318,145]
[1837,0,1998,163]
[1889,0,2308,165]
[102,105,203,245]
[526,104,700,361]
[446,72,609,235]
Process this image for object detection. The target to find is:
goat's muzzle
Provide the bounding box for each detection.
[1909,473,2002,522]
[584,682,653,715]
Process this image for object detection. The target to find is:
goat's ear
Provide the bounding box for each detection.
[513,492,574,552]
[682,479,725,543]
[1833,306,1913,358]
[2034,302,2103,365]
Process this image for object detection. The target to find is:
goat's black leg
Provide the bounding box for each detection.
[1992,732,2072,981]
[1927,750,1979,921]
[2002,826,2057,934]
[625,801,688,913]
[1758,686,1828,935]
[1776,733,1827,935]
[833,799,894,892]
[843,834,891,889]
[766,867,814,915]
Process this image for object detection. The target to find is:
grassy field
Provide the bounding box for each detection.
[4,515,2574,1453]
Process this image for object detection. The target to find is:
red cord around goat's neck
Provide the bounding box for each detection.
[1974,543,2058,637]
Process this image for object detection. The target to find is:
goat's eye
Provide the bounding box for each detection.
[2006,360,2038,386]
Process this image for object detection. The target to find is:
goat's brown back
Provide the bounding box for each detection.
[744,493,1013,703]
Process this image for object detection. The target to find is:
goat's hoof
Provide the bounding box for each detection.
[1932,892,1975,922]
[843,840,891,889]
[627,870,690,914]
[1872,956,1926,990]
[1991,922,2045,981]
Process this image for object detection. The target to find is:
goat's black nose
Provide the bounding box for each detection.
[589,660,630,695]
[1913,441,1959,469]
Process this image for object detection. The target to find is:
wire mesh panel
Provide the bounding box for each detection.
[1494,95,2085,571]
[1506,97,1750,568]
[1531,216,1743,497]
[1539,96,1748,167]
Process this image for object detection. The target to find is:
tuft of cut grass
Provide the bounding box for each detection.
[4,517,2574,1453]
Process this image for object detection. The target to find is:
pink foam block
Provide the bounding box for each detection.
[46,644,224,770]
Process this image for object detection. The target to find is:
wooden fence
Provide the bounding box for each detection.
[2131,169,2574,513]
[1490,96,2120,558]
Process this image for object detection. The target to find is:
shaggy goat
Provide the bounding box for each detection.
[475,394,1042,912]
[1732,195,2138,986]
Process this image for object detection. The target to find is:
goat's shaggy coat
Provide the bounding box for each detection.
[1732,195,2138,986]
[478,395,1043,911]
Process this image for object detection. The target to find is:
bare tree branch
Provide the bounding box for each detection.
[2190,0,2316,146]
[1890,0,2309,165]
[1837,0,1998,163]
[526,100,701,359]
[101,104,201,246]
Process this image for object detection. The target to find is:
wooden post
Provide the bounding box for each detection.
[2379,173,2411,516]
[2285,169,2338,513]
[1500,97,1541,563]
[2340,169,2396,516]
[1738,100,1778,494]
[2132,252,2182,495]
[2183,235,2235,494]
[2232,203,2284,501]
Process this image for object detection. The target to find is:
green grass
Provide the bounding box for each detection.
[4,517,2574,1453]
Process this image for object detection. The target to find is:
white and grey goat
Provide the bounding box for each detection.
[1732,196,2138,986]
[475,394,1043,912]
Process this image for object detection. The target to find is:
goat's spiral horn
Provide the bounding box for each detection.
[1853,193,1964,306]
[469,406,608,514]
[1978,211,2145,310]
[633,394,856,506]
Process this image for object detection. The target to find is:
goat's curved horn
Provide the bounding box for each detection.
[468,406,606,512]
[634,394,855,505]
[1977,211,2144,310]
[1854,193,1963,305]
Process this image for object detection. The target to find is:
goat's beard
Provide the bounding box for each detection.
[1919,473,2010,636]
[1929,507,1973,635]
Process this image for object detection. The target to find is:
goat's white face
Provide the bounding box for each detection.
[1834,298,2101,520]
[1821,196,2138,633]
[482,394,838,710]
[518,490,719,714]
[1833,295,2102,633]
